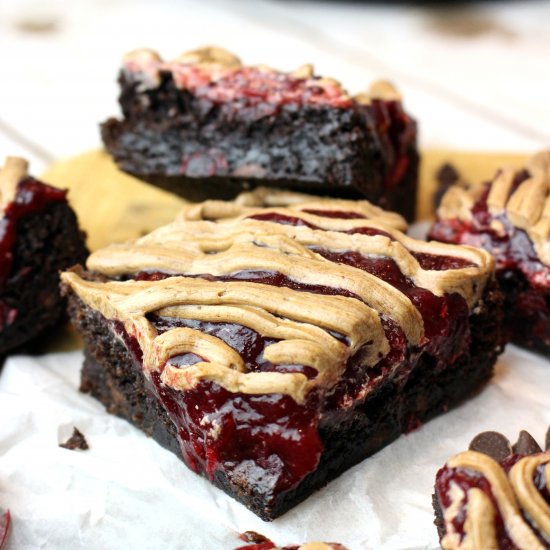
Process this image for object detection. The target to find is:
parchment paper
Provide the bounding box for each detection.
[0,344,548,550]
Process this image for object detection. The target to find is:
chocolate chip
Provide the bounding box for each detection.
[469,431,512,462]
[513,430,542,455]
[546,426,550,451]
[59,427,89,451]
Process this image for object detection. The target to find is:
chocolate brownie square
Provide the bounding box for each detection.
[101,47,418,220]
[62,193,502,520]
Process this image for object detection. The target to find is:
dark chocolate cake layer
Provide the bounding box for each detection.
[101,47,418,220]
[62,196,502,520]
[0,157,88,355]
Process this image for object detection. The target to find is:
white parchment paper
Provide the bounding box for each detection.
[0,345,549,550]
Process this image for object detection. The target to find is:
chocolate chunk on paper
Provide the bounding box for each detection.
[59,427,89,451]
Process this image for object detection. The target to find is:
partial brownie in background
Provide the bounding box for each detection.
[101,46,418,220]
[0,157,88,355]
[62,192,502,521]
[433,427,550,549]
[429,150,550,355]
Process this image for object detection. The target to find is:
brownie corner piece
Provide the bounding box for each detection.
[0,156,88,354]
[101,46,418,221]
[429,149,550,355]
[433,428,550,549]
[63,193,502,520]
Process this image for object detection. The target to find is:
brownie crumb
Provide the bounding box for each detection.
[239,532,270,544]
[59,427,89,451]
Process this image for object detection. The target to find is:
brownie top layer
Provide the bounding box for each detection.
[435,428,550,550]
[62,193,493,405]
[437,150,550,266]
[121,46,401,109]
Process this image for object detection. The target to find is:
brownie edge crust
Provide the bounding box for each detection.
[67,281,502,521]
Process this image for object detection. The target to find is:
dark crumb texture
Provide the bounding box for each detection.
[59,427,89,451]
[101,49,418,220]
[0,201,87,355]
[68,282,502,521]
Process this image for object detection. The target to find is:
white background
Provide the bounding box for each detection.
[0,1,549,549]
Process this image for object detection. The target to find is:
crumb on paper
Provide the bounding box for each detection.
[59,427,89,451]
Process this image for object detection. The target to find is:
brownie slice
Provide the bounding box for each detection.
[101,47,418,221]
[429,150,550,355]
[61,195,502,521]
[0,157,88,355]
[433,428,550,549]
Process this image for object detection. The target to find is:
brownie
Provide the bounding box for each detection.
[433,428,550,549]
[101,47,419,221]
[429,150,550,355]
[0,157,88,355]
[61,194,503,521]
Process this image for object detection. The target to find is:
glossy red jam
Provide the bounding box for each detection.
[429,171,550,350]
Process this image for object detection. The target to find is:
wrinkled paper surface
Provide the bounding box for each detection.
[0,346,549,550]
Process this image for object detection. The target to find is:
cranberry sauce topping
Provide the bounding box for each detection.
[162,65,353,109]
[435,465,512,547]
[154,375,323,496]
[0,177,67,287]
